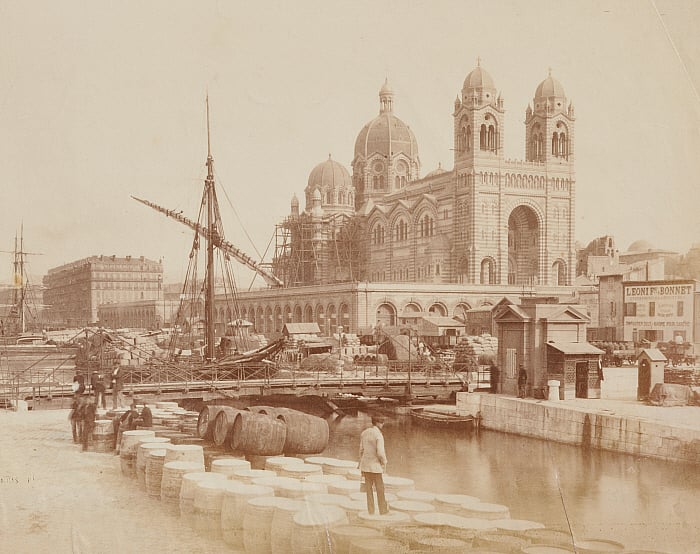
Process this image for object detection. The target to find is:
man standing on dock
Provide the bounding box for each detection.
[518,365,528,398]
[111,366,123,409]
[359,415,389,515]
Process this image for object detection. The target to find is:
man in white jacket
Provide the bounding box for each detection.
[359,415,388,515]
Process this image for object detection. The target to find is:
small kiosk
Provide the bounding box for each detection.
[636,348,666,401]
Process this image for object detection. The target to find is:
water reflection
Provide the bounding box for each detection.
[323,413,700,553]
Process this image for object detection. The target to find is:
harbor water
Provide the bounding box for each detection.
[324,412,700,553]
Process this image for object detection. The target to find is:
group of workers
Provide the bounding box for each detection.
[69,366,150,453]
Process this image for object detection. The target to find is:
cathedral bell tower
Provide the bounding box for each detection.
[453,60,505,171]
[525,69,575,164]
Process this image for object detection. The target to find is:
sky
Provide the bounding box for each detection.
[0,0,699,286]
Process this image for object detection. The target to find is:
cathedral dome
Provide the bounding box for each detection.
[534,72,566,100]
[307,156,352,190]
[305,155,355,214]
[353,80,419,162]
[627,240,654,253]
[425,162,447,178]
[462,63,496,92]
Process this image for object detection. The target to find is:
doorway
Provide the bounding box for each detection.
[575,361,589,398]
[638,359,651,401]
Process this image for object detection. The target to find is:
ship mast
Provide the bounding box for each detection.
[13,232,25,333]
[204,96,216,361]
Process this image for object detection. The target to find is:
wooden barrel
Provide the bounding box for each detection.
[243,496,283,554]
[396,490,436,503]
[179,471,225,527]
[160,461,205,513]
[231,411,287,456]
[350,491,398,503]
[322,458,358,476]
[574,539,626,553]
[492,518,545,536]
[210,457,251,476]
[304,473,345,488]
[270,498,306,554]
[145,449,168,499]
[193,480,227,538]
[164,444,204,466]
[356,511,410,530]
[197,405,226,440]
[521,547,576,554]
[473,532,530,552]
[411,536,469,553]
[523,528,575,547]
[136,440,172,486]
[329,525,382,554]
[275,409,329,454]
[459,501,510,520]
[250,475,321,499]
[247,405,278,414]
[338,498,367,524]
[252,475,299,492]
[279,463,323,480]
[303,493,348,507]
[384,524,440,548]
[264,455,305,472]
[282,480,325,499]
[302,456,332,467]
[328,480,362,495]
[120,430,156,477]
[290,503,348,554]
[348,537,408,554]
[212,406,240,447]
[382,475,415,494]
[231,468,277,484]
[434,493,480,515]
[93,419,114,453]
[220,482,275,548]
[388,500,435,515]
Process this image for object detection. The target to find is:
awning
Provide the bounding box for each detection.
[547,342,604,355]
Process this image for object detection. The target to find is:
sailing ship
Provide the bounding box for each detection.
[130,99,284,378]
[0,228,48,346]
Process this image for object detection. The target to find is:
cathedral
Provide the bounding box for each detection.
[273,62,576,290]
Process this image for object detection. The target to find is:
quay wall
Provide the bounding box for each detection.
[456,392,700,465]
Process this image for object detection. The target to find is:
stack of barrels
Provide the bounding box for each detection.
[106,401,627,553]
[196,404,329,457]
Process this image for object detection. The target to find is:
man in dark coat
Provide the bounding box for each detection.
[517,365,528,398]
[92,371,107,409]
[81,395,97,452]
[489,363,500,393]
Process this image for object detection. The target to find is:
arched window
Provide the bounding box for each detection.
[326,191,332,204]
[487,125,495,151]
[394,219,408,242]
[559,133,567,159]
[480,124,487,150]
[552,260,567,286]
[480,258,496,284]
[551,132,559,156]
[467,125,472,151]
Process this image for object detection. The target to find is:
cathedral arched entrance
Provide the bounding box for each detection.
[508,205,540,285]
[376,303,396,327]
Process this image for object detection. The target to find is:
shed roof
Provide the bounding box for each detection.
[419,316,463,327]
[547,342,604,355]
[283,322,321,335]
[637,348,667,362]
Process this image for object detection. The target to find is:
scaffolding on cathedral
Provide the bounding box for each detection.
[272,213,367,287]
